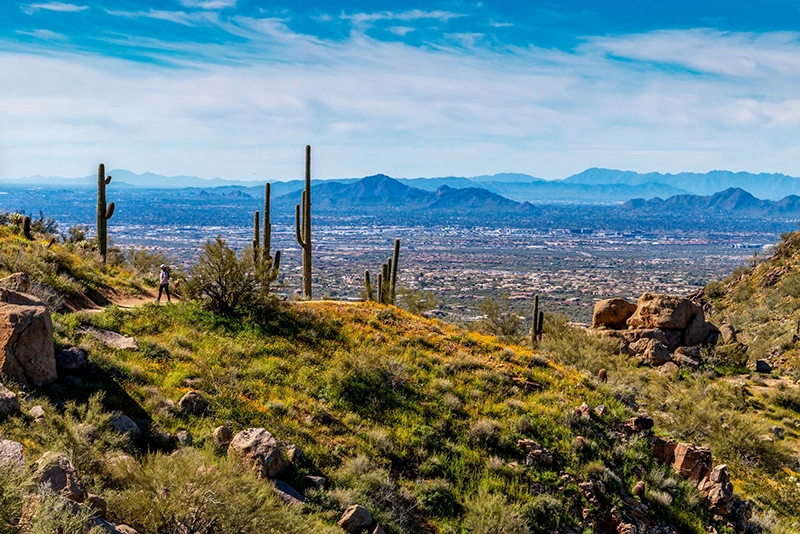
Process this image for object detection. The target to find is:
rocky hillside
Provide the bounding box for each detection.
[1,219,799,532]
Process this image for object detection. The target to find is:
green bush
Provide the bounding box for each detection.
[325,350,413,416]
[462,488,527,534]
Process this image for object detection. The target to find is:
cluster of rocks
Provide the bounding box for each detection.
[0,440,139,533]
[222,425,382,532]
[652,437,752,529]
[592,293,722,368]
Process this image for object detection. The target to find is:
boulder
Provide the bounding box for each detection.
[592,299,638,330]
[55,347,88,370]
[175,430,193,447]
[632,481,645,497]
[227,428,287,479]
[33,452,87,503]
[0,382,20,416]
[719,323,738,344]
[672,443,712,481]
[651,436,677,464]
[754,359,772,373]
[673,346,701,369]
[629,339,671,366]
[286,444,304,464]
[76,326,138,351]
[29,405,45,420]
[685,314,720,347]
[658,361,680,377]
[338,505,373,533]
[274,480,305,506]
[518,439,554,466]
[623,414,654,433]
[0,289,56,386]
[597,368,607,382]
[697,464,734,515]
[0,273,31,294]
[371,524,386,534]
[306,475,327,489]
[212,425,233,447]
[177,390,207,415]
[86,493,107,518]
[599,328,668,346]
[110,414,141,438]
[627,293,702,329]
[0,439,24,470]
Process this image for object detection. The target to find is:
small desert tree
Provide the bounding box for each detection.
[187,236,256,314]
[479,294,522,339]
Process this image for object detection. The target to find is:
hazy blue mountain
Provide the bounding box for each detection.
[273,174,535,214]
[622,188,800,217]
[565,168,800,199]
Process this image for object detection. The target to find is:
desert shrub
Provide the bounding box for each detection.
[462,488,528,534]
[325,350,413,416]
[773,387,800,413]
[467,419,502,448]
[478,295,522,339]
[416,478,461,517]
[106,448,314,533]
[26,489,105,534]
[185,237,255,314]
[398,288,440,315]
[705,343,749,374]
[0,465,30,533]
[541,314,619,374]
[520,493,563,530]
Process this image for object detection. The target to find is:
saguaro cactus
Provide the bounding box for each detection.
[22,216,32,240]
[253,210,261,265]
[530,294,544,345]
[363,239,402,305]
[96,163,115,262]
[263,182,271,262]
[295,146,312,299]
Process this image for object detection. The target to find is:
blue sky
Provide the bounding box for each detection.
[2,1,800,181]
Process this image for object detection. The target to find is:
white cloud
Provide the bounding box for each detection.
[15,29,68,40]
[21,2,88,14]
[105,9,219,26]
[2,25,800,181]
[179,0,237,10]
[386,26,415,37]
[341,9,464,25]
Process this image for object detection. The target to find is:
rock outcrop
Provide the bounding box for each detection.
[227,428,287,479]
[338,505,373,533]
[592,298,638,329]
[592,292,720,367]
[33,452,87,503]
[0,289,56,386]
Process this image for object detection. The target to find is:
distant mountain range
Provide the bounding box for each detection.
[622,188,800,218]
[5,167,800,203]
[271,174,536,214]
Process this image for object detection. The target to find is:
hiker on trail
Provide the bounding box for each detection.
[156,264,171,303]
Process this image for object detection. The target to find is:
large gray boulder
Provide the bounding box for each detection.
[627,293,702,329]
[0,289,56,386]
[227,428,287,479]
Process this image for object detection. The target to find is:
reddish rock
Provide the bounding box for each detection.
[651,436,677,464]
[672,443,712,481]
[624,414,654,433]
[627,293,702,329]
[592,299,638,330]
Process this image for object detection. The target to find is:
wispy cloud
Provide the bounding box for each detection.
[387,26,415,37]
[21,2,88,14]
[341,9,464,25]
[179,0,237,10]
[14,29,68,40]
[105,9,219,27]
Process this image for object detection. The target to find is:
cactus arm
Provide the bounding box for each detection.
[105,202,115,219]
[377,273,383,304]
[105,176,112,185]
[295,203,304,246]
[273,250,281,271]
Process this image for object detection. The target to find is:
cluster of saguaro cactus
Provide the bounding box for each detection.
[252,182,281,287]
[364,239,401,305]
[96,163,115,262]
[530,294,544,345]
[295,146,312,299]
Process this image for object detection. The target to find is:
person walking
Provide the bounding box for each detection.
[156,264,171,303]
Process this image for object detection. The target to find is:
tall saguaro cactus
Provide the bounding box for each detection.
[530,294,544,345]
[363,239,402,305]
[255,182,281,292]
[263,182,271,261]
[295,146,312,299]
[96,163,115,262]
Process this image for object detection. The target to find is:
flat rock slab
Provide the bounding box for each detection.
[76,326,138,351]
[274,480,305,505]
